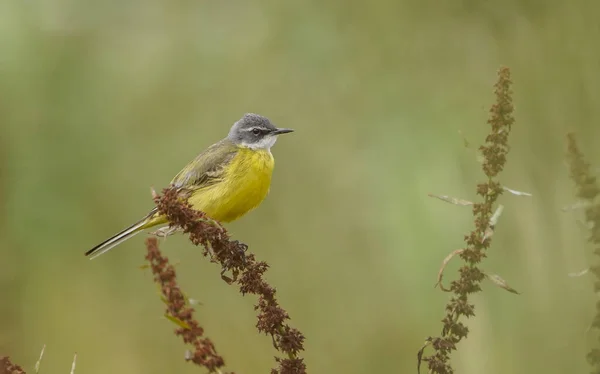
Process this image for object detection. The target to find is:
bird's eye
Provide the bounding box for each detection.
[252,128,261,135]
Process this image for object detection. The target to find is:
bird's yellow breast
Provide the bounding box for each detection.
[187,147,275,222]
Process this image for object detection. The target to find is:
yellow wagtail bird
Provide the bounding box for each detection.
[85,113,293,259]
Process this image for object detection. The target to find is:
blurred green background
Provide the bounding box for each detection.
[1,0,600,373]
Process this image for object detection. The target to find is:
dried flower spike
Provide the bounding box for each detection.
[146,237,228,372]
[419,67,516,374]
[152,188,306,374]
[565,133,600,374]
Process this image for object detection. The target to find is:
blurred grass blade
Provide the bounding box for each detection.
[568,267,589,277]
[481,205,504,243]
[484,273,520,294]
[188,298,203,306]
[35,344,46,373]
[70,353,77,374]
[459,129,471,149]
[489,204,504,227]
[562,200,590,212]
[435,249,465,292]
[428,193,474,206]
[502,186,532,197]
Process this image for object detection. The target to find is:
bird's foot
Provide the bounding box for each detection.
[230,240,248,252]
[231,240,248,266]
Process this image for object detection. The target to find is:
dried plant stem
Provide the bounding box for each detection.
[69,353,77,374]
[34,344,45,373]
[565,133,600,373]
[146,237,228,372]
[150,188,306,374]
[418,67,516,374]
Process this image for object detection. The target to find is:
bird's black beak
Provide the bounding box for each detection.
[272,128,294,135]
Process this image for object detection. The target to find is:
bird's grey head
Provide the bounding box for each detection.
[227,113,294,150]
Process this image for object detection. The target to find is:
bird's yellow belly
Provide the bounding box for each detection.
[188,148,274,222]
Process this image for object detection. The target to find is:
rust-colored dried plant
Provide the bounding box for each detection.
[418,67,518,374]
[0,356,25,374]
[146,188,306,374]
[565,133,600,374]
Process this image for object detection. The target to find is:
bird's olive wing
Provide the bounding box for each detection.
[170,140,237,190]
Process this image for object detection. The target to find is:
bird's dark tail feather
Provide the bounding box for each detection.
[85,209,157,259]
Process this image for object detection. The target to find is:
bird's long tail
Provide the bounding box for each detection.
[85,208,160,260]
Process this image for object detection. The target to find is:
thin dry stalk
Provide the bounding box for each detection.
[565,133,600,373]
[150,188,306,374]
[418,67,516,374]
[69,353,77,374]
[146,237,229,372]
[34,345,45,373]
